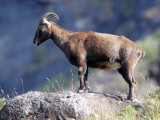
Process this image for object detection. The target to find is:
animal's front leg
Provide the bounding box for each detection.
[84,67,89,92]
[77,60,87,93]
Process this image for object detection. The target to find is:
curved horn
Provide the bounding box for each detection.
[41,12,59,22]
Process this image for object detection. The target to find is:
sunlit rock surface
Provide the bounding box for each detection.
[0,91,143,120]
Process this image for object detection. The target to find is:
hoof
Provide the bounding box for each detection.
[127,96,133,101]
[123,98,131,103]
[77,89,85,93]
[84,89,89,93]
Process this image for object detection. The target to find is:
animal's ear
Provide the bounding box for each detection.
[41,18,51,28]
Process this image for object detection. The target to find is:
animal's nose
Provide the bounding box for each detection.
[33,41,36,45]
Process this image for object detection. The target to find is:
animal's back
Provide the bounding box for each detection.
[84,32,143,59]
[84,32,122,58]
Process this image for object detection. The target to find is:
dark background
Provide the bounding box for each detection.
[0,0,159,97]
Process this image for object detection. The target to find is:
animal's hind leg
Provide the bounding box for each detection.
[118,68,133,100]
[84,67,89,92]
[120,58,137,101]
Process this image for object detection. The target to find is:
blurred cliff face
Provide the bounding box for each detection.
[0,0,160,96]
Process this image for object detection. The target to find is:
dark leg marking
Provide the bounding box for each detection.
[84,67,89,92]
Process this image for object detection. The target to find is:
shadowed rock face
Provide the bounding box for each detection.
[0,91,143,120]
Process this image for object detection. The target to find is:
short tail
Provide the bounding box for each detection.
[139,50,145,61]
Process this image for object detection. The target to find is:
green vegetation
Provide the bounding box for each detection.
[139,88,160,119]
[82,88,160,120]
[0,98,6,110]
[119,88,160,120]
[117,105,137,120]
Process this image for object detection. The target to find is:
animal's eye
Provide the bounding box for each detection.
[39,25,47,31]
[43,24,48,29]
[39,26,43,29]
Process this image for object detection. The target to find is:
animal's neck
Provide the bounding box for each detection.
[50,23,72,50]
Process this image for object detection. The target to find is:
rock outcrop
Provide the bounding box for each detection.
[0,91,143,120]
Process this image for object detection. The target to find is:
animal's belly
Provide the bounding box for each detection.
[91,62,121,71]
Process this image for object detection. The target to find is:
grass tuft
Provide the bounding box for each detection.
[0,98,6,110]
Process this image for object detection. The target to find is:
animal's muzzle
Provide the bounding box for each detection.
[33,41,39,46]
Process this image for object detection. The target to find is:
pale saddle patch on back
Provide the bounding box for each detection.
[94,32,119,40]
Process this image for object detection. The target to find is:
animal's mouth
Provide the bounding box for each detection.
[34,43,39,46]
[34,42,40,46]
